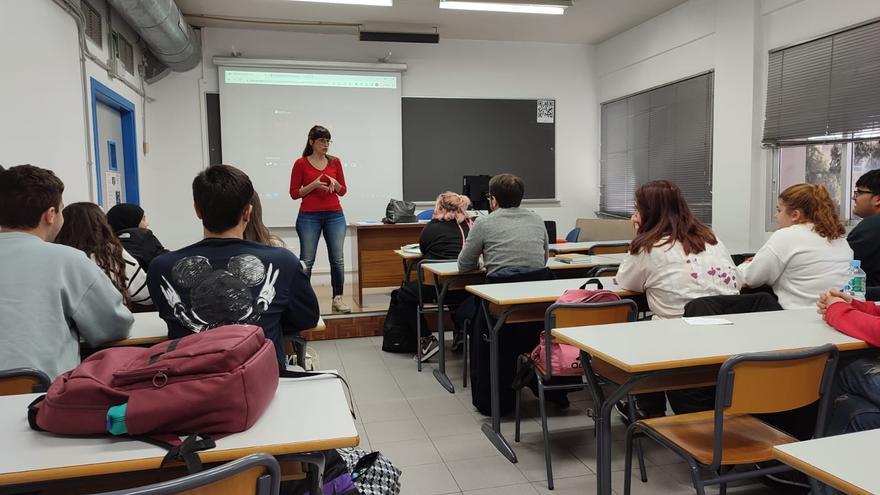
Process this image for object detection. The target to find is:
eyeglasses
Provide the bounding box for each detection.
[853,189,876,200]
[314,138,332,145]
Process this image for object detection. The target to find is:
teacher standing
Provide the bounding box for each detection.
[289,125,350,313]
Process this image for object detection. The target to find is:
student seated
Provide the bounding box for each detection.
[106,203,169,270]
[617,180,740,319]
[243,192,285,248]
[0,165,132,378]
[385,192,472,360]
[55,202,152,308]
[848,170,880,289]
[740,183,852,308]
[457,173,548,275]
[146,165,320,371]
[817,289,880,436]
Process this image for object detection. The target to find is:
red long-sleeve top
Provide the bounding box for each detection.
[289,156,347,212]
[825,299,880,347]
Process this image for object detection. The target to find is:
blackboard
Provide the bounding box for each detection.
[402,97,555,201]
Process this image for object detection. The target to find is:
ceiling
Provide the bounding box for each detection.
[176,0,687,45]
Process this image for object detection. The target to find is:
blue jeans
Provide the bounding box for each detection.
[296,210,346,297]
[827,354,880,435]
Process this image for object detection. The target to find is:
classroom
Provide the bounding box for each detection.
[2,0,880,494]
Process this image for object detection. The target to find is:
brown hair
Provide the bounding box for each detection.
[778,183,846,240]
[629,180,718,255]
[488,173,525,208]
[55,202,132,307]
[243,192,284,247]
[0,164,64,229]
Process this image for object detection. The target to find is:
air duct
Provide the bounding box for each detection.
[107,0,200,72]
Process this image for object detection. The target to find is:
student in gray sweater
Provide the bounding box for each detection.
[458,173,548,275]
[0,165,132,379]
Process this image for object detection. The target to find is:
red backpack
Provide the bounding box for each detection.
[28,325,280,469]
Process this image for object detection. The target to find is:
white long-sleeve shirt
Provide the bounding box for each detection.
[617,237,741,319]
[739,223,853,309]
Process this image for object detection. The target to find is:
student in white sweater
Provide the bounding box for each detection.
[740,183,852,309]
[617,180,740,319]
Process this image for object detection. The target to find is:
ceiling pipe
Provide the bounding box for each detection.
[107,0,201,72]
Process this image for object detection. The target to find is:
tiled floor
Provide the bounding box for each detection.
[310,336,789,495]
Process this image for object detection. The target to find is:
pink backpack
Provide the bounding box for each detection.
[531,280,620,377]
[28,325,280,468]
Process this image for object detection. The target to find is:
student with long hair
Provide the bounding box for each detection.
[55,202,152,307]
[740,183,852,308]
[384,192,474,360]
[617,180,740,319]
[289,125,350,313]
[244,192,285,248]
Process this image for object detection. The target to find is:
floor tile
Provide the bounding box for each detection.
[512,440,593,482]
[610,466,693,495]
[463,483,539,495]
[371,438,443,468]
[398,462,461,495]
[408,395,471,418]
[531,473,599,495]
[363,418,428,444]
[446,456,528,491]
[431,433,502,463]
[357,398,416,423]
[420,413,481,439]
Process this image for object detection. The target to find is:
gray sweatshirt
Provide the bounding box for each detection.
[457,207,549,276]
[0,232,133,378]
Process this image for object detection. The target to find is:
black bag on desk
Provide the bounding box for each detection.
[382,199,416,224]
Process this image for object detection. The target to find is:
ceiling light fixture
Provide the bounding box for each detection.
[289,0,393,6]
[438,0,571,15]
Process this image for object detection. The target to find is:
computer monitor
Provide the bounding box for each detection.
[462,175,491,210]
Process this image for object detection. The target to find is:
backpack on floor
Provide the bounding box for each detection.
[381,289,419,353]
[28,325,280,470]
[338,447,402,495]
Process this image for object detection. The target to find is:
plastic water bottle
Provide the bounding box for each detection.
[844,260,867,301]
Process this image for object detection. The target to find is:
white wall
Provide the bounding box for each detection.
[0,0,147,211]
[142,27,600,277]
[596,0,880,252]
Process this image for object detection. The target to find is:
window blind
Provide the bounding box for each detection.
[600,72,714,223]
[763,19,880,145]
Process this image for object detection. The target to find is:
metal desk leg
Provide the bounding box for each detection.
[402,258,415,283]
[432,276,455,393]
[479,299,518,463]
[279,451,326,495]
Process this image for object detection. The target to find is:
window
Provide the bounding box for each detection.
[81,0,102,48]
[112,31,134,75]
[771,140,880,225]
[600,72,714,223]
[764,19,880,225]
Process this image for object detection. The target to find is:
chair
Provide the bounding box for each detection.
[416,209,434,221]
[586,242,629,255]
[623,344,839,495]
[93,452,281,495]
[564,228,580,243]
[415,258,456,372]
[513,300,647,490]
[587,266,618,277]
[0,368,51,396]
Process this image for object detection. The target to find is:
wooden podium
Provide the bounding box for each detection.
[350,223,425,307]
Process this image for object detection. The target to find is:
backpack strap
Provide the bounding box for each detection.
[135,433,216,473]
[279,370,356,420]
[27,395,46,432]
[148,338,181,365]
[579,278,603,290]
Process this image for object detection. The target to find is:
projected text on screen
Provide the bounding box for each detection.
[224,70,398,89]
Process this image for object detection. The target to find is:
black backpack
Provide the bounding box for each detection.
[381,289,422,353]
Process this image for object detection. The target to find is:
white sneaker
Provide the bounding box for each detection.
[332,295,351,314]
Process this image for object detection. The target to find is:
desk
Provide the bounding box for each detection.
[351,223,425,307]
[551,308,869,495]
[773,429,879,495]
[0,376,358,490]
[393,248,422,283]
[98,314,327,348]
[464,276,636,463]
[419,258,625,393]
[548,240,630,255]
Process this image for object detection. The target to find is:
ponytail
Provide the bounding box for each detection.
[778,183,845,240]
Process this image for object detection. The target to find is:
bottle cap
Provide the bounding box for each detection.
[851,260,862,268]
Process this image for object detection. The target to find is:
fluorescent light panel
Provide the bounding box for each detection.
[439,0,569,15]
[288,0,392,6]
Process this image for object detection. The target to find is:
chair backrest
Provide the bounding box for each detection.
[544,221,557,243]
[589,266,618,277]
[0,368,51,396]
[94,453,281,495]
[416,209,433,221]
[707,344,839,469]
[587,243,629,255]
[684,293,782,317]
[540,300,638,379]
[564,228,580,243]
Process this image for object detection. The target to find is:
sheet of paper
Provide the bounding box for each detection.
[682,317,734,326]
